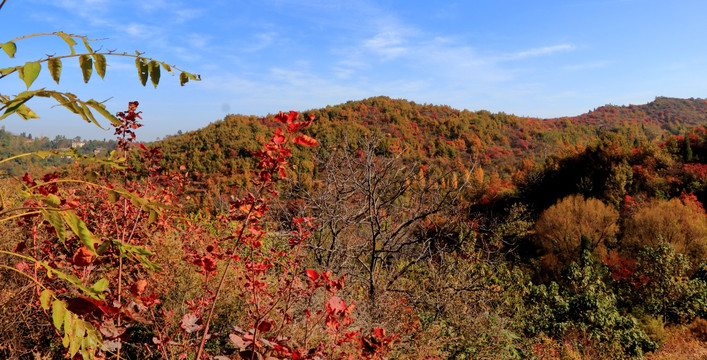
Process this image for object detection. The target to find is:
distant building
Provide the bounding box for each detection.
[71,141,86,148]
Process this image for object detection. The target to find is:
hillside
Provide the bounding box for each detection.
[155,96,707,184]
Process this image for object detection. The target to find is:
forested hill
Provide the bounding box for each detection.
[0,128,117,176]
[559,96,707,133]
[155,96,707,182]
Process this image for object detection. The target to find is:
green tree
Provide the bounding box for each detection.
[524,251,657,358]
[630,243,707,324]
[685,132,694,162]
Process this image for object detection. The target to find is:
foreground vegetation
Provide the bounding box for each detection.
[4,96,707,359]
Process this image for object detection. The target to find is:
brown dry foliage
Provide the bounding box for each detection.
[622,198,707,260]
[535,194,619,268]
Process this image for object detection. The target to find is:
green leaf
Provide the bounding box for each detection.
[107,189,120,203]
[60,211,97,252]
[96,240,111,255]
[80,101,102,128]
[148,209,157,224]
[179,71,189,86]
[20,62,41,89]
[49,92,80,115]
[82,325,101,357]
[42,194,61,207]
[1,42,16,58]
[81,38,94,54]
[0,92,34,120]
[86,100,121,126]
[38,261,100,298]
[1,66,19,76]
[48,58,62,84]
[70,318,84,357]
[148,60,160,88]
[42,209,66,244]
[86,171,99,182]
[62,329,70,348]
[34,150,52,159]
[79,55,92,83]
[93,53,106,79]
[57,32,77,55]
[136,58,148,86]
[14,104,39,120]
[115,242,162,271]
[90,278,109,293]
[52,299,66,330]
[40,289,54,310]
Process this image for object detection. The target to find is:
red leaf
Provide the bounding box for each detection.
[292,135,318,147]
[286,110,298,123]
[275,110,299,124]
[22,172,35,186]
[203,256,218,272]
[73,246,95,267]
[326,296,346,314]
[257,320,272,332]
[15,261,30,272]
[130,279,148,296]
[180,313,203,333]
[274,111,288,124]
[13,242,27,253]
[272,128,285,145]
[286,120,312,133]
[305,269,319,282]
[229,333,249,348]
[67,296,100,315]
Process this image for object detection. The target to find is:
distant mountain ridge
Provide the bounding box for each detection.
[154,96,707,182]
[556,96,707,130]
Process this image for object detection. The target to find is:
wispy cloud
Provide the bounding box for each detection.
[173,8,205,23]
[241,32,277,53]
[362,29,409,60]
[123,23,161,38]
[500,44,575,60]
[563,60,611,71]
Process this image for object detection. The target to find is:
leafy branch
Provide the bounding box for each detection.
[1,31,199,126]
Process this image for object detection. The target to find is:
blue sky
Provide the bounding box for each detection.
[2,0,707,140]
